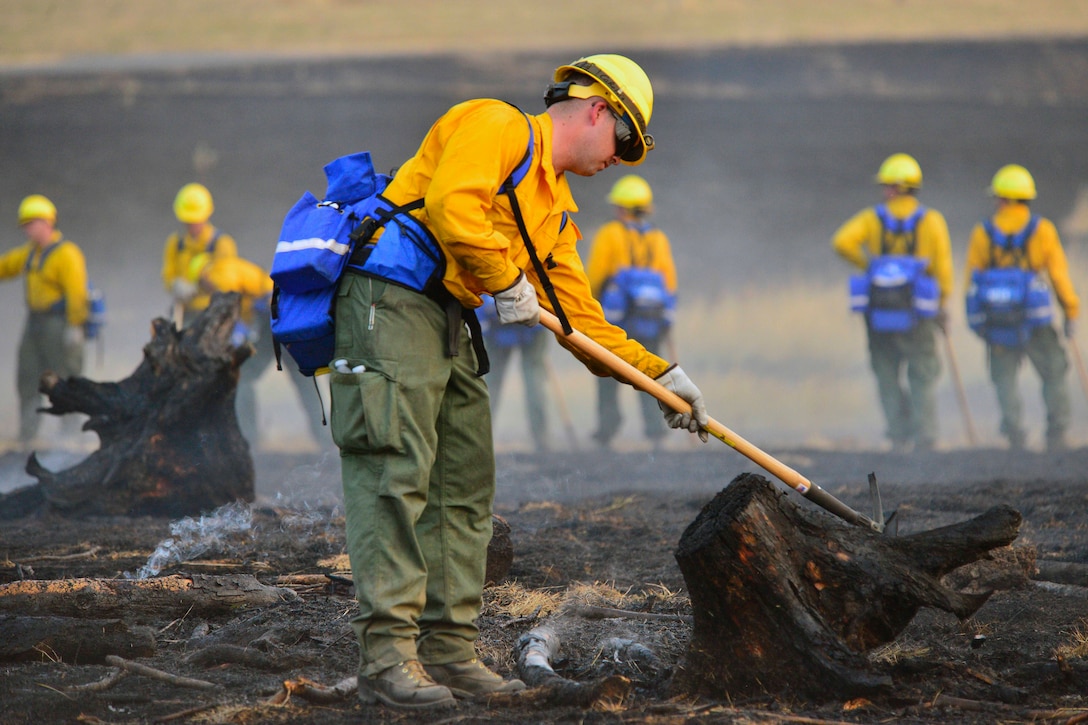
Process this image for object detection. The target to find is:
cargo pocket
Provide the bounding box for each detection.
[329,366,403,455]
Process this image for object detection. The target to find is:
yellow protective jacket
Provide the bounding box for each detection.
[585,220,678,298]
[381,98,669,379]
[162,224,238,312]
[965,203,1079,321]
[832,195,955,305]
[202,256,273,324]
[0,232,88,326]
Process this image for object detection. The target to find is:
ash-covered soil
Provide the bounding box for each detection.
[2,444,1088,724]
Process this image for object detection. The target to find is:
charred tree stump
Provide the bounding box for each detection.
[672,473,1022,701]
[0,294,255,519]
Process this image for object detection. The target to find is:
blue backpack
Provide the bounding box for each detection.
[269,152,394,376]
[965,216,1051,347]
[600,267,674,341]
[848,204,938,333]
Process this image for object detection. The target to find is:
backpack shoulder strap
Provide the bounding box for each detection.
[177,228,222,253]
[875,203,926,254]
[499,106,535,194]
[984,215,1038,268]
[499,109,572,335]
[24,240,67,273]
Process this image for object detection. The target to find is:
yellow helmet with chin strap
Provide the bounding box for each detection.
[18,194,57,225]
[875,153,923,190]
[174,183,214,224]
[546,54,655,165]
[607,174,653,209]
[990,164,1037,200]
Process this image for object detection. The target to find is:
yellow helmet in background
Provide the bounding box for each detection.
[607,174,653,209]
[548,53,655,165]
[174,183,214,224]
[186,252,211,284]
[875,153,923,190]
[990,164,1037,200]
[18,194,57,225]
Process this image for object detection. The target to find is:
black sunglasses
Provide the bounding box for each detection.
[607,107,635,160]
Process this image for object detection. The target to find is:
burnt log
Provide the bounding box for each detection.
[0,293,255,519]
[0,615,156,664]
[0,574,298,621]
[672,472,1021,701]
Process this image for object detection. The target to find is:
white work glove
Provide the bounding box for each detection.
[172,278,197,303]
[63,325,85,348]
[1065,317,1076,339]
[493,271,540,327]
[655,364,709,442]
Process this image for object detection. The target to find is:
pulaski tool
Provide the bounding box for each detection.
[539,309,891,533]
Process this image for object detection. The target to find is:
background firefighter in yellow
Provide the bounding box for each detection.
[162,182,237,326]
[0,195,88,447]
[964,164,1080,451]
[585,174,678,449]
[832,153,954,453]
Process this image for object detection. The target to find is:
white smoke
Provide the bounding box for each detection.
[126,500,254,580]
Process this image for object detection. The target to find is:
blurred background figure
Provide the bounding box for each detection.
[964,164,1079,451]
[188,252,328,450]
[0,195,88,449]
[832,153,953,454]
[479,294,551,450]
[585,174,677,450]
[162,182,237,328]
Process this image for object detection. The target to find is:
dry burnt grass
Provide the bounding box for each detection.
[2,445,1088,724]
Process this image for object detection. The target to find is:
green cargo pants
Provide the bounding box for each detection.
[987,324,1070,448]
[17,312,83,443]
[330,274,494,679]
[867,318,941,449]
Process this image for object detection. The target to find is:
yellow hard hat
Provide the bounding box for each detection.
[875,153,923,190]
[186,252,211,284]
[174,183,214,224]
[548,54,655,165]
[18,194,57,225]
[990,164,1037,200]
[607,174,653,209]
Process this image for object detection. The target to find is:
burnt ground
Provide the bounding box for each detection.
[2,444,1088,725]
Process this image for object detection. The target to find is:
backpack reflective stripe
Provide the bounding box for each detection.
[850,255,938,333]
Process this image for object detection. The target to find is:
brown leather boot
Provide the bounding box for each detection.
[424,657,526,698]
[358,660,456,709]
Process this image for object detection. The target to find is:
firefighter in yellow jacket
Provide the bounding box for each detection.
[162,183,237,326]
[964,164,1079,451]
[0,195,88,447]
[832,154,954,453]
[585,174,678,448]
[329,54,708,708]
[188,254,327,449]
